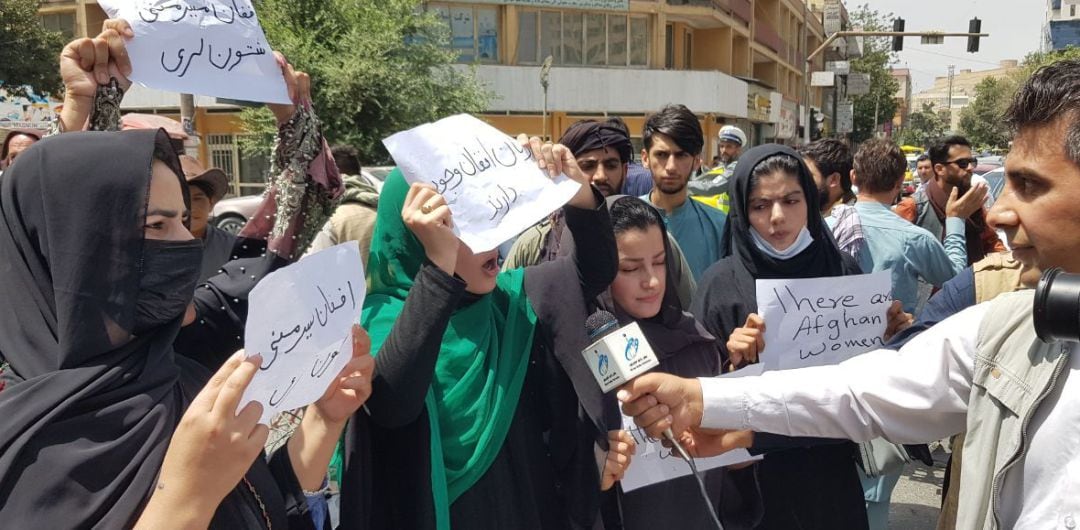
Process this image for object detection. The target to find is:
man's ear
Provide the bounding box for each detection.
[827,172,841,189]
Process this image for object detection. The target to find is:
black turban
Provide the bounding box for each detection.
[558,121,632,163]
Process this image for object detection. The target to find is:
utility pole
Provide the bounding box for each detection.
[540,55,553,141]
[946,65,956,131]
[180,93,196,156]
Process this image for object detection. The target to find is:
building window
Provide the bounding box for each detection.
[208,134,269,196]
[1072,4,1077,16]
[431,4,499,63]
[683,30,693,68]
[519,10,650,67]
[40,11,76,39]
[665,24,674,69]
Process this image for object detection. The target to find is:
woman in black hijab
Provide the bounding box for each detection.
[0,128,370,529]
[596,196,761,529]
[691,145,868,529]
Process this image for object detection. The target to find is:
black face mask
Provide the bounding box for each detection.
[132,238,203,335]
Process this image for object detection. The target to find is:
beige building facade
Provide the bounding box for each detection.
[910,59,1020,132]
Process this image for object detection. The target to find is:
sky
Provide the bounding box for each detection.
[858,0,1046,92]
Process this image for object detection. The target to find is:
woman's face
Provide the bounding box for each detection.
[611,224,666,320]
[144,160,194,242]
[455,245,500,295]
[747,170,808,251]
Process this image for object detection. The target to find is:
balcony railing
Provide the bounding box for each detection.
[754,19,784,53]
[666,0,752,25]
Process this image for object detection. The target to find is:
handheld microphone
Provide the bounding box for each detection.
[584,310,724,529]
[583,310,678,444]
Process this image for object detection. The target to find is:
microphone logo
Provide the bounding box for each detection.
[623,334,640,361]
[595,350,610,376]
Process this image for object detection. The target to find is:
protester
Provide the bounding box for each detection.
[690,144,871,529]
[0,23,374,529]
[176,154,239,282]
[503,118,698,308]
[639,105,727,280]
[0,129,43,175]
[849,139,970,313]
[307,145,381,267]
[914,153,933,193]
[896,135,1004,265]
[598,195,762,530]
[800,138,864,261]
[338,139,634,530]
[621,161,654,197]
[619,59,1080,530]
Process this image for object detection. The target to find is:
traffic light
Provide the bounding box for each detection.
[892,18,905,52]
[967,18,982,53]
[809,109,823,141]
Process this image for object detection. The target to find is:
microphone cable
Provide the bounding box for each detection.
[662,429,724,530]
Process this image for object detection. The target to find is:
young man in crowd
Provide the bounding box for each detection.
[620,59,1080,530]
[503,117,697,306]
[800,139,864,261]
[180,155,238,282]
[639,104,727,281]
[915,153,934,193]
[896,135,1004,265]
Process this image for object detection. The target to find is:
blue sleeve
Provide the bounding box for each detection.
[942,217,969,271]
[911,228,967,287]
[886,267,976,350]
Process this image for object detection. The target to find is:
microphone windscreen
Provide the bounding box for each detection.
[586,310,619,340]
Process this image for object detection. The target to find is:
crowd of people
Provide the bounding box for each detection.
[1,16,1079,530]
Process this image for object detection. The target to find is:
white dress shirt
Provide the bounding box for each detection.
[699,304,1080,528]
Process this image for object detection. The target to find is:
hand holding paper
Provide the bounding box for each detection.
[383,114,582,252]
[309,324,375,425]
[517,133,598,209]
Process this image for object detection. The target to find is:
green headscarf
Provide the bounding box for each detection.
[361,170,537,529]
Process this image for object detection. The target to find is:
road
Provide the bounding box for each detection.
[888,447,949,529]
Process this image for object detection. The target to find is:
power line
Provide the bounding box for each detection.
[903,47,1007,67]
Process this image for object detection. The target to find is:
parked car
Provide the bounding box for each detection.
[980,166,1009,249]
[210,166,394,234]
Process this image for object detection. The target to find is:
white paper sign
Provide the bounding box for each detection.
[240,242,366,424]
[756,271,893,371]
[383,114,582,252]
[98,0,290,104]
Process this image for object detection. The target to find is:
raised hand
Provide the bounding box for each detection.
[517,133,598,209]
[311,324,375,424]
[945,181,989,219]
[601,430,636,491]
[61,19,133,100]
[402,182,459,274]
[136,352,268,529]
[726,313,765,370]
[266,52,311,125]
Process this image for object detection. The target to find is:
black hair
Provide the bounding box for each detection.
[331,145,362,175]
[642,104,704,156]
[747,154,803,194]
[610,196,662,236]
[799,138,854,202]
[187,181,215,199]
[1004,59,1080,166]
[928,135,972,166]
[916,154,930,163]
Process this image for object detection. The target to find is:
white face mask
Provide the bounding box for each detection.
[750,226,814,260]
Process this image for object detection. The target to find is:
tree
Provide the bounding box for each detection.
[847,4,900,143]
[0,0,65,97]
[896,102,948,148]
[958,77,1010,149]
[240,0,490,164]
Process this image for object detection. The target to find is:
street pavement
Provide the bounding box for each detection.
[888,447,950,529]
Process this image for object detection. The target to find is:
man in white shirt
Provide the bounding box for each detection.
[619,60,1080,529]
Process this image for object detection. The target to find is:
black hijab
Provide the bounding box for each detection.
[694,144,858,366]
[0,130,288,529]
[594,195,715,363]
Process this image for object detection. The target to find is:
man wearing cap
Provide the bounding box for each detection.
[688,125,746,213]
[1,129,43,176]
[503,118,698,307]
[180,155,238,282]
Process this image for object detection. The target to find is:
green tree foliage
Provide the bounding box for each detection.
[896,102,948,149]
[0,0,65,97]
[848,4,899,143]
[958,77,1010,149]
[240,0,490,164]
